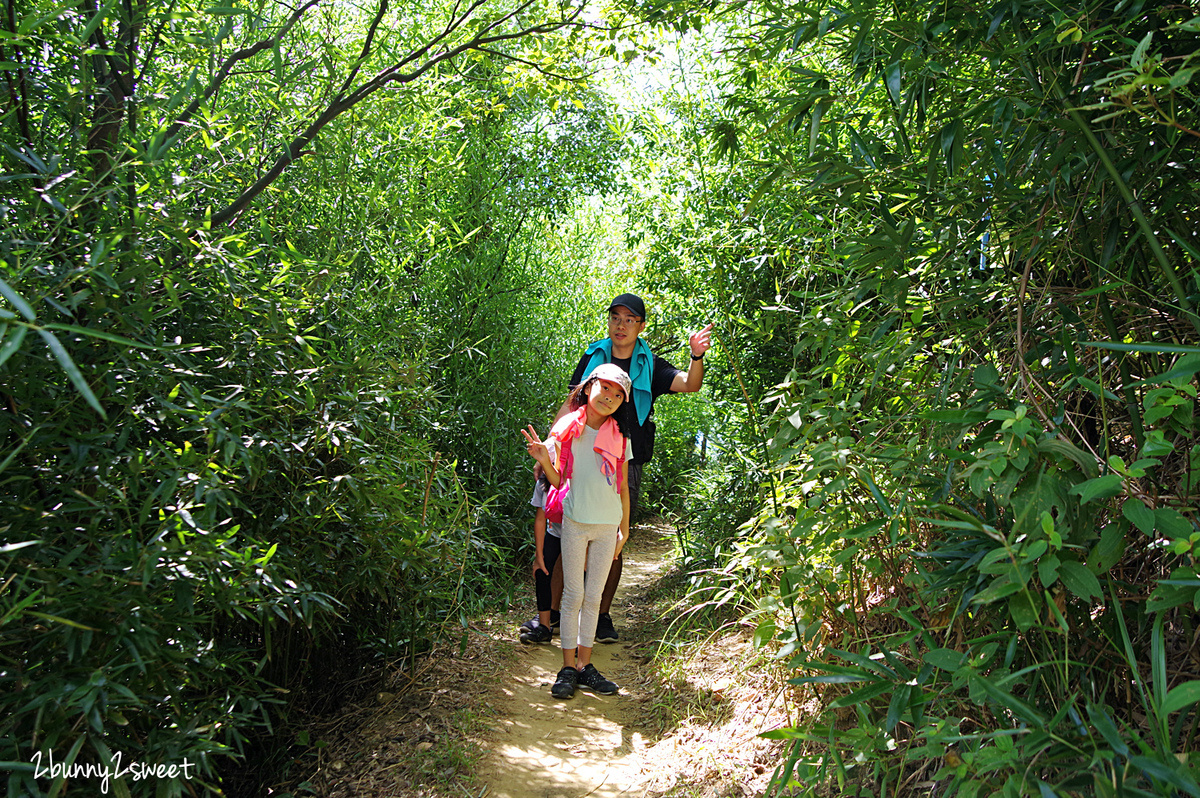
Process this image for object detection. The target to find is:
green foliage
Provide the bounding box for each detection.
[0,228,485,793]
[685,269,1200,796]
[0,0,635,790]
[615,0,1200,793]
[637,398,706,520]
[4,0,1197,789]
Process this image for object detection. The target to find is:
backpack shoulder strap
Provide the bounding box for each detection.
[558,435,574,480]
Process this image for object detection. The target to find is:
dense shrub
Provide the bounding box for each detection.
[617,0,1200,793]
[0,235,484,794]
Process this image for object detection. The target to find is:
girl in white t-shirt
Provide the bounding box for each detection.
[521,363,633,699]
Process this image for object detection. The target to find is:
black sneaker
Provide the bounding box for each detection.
[551,666,578,699]
[519,621,552,644]
[595,613,618,643]
[518,615,539,634]
[576,664,619,695]
[550,609,560,629]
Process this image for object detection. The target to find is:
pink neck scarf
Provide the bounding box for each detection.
[550,407,625,489]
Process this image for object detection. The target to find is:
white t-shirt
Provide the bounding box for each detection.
[529,481,562,538]
[549,425,633,526]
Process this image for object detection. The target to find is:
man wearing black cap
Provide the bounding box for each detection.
[551,293,712,642]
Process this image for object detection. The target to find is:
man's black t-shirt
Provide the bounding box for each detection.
[570,352,681,465]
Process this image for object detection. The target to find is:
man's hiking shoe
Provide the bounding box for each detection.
[519,621,552,644]
[551,666,578,699]
[595,612,618,643]
[576,664,619,695]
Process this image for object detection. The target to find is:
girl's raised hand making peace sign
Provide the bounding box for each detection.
[520,425,559,485]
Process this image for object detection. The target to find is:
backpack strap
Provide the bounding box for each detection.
[557,435,574,481]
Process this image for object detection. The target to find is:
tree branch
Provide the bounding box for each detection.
[336,0,388,99]
[138,0,180,87]
[472,45,588,80]
[343,0,580,110]
[3,0,30,145]
[210,1,585,227]
[389,0,492,77]
[166,0,320,143]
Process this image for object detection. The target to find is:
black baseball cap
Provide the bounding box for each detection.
[607,293,646,320]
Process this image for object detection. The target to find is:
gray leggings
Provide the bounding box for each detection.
[558,516,618,651]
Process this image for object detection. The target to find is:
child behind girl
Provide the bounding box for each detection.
[518,465,560,644]
[521,363,633,699]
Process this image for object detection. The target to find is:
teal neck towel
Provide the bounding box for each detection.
[582,337,653,426]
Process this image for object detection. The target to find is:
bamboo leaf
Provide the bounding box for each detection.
[829,680,892,708]
[827,647,898,678]
[853,465,893,515]
[1087,701,1130,756]
[885,684,911,731]
[1,143,48,174]
[1038,437,1099,479]
[789,673,873,685]
[1152,614,1167,716]
[1167,227,1200,263]
[809,100,826,155]
[0,275,36,320]
[1083,341,1200,355]
[971,576,1023,604]
[969,673,1047,724]
[25,611,101,631]
[986,5,1006,39]
[940,119,962,174]
[0,424,39,475]
[1127,755,1200,796]
[743,164,787,218]
[46,733,88,798]
[37,330,107,419]
[920,408,990,423]
[79,0,118,42]
[42,323,158,349]
[0,539,41,553]
[1127,355,1200,388]
[885,62,902,106]
[0,323,28,367]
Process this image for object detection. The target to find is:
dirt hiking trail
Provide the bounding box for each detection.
[480,528,674,798]
[302,523,790,798]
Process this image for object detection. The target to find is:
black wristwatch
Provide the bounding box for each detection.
[691,353,704,361]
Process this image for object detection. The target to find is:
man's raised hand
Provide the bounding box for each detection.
[690,323,714,357]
